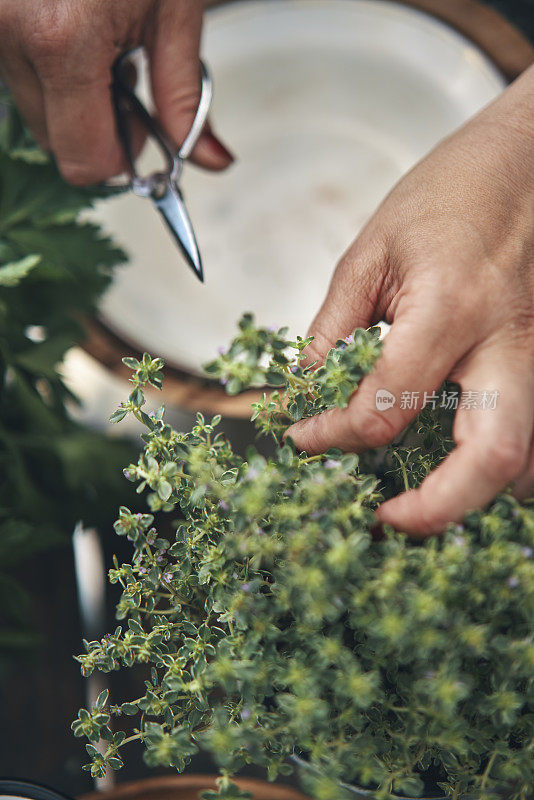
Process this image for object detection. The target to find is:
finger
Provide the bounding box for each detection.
[0,53,48,149]
[288,290,472,455]
[377,348,534,536]
[31,24,131,186]
[148,0,234,171]
[303,234,389,366]
[511,441,534,500]
[41,64,124,184]
[510,427,534,500]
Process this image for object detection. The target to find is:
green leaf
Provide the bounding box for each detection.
[95,689,109,710]
[0,253,40,286]
[265,369,286,387]
[122,357,140,370]
[130,387,144,407]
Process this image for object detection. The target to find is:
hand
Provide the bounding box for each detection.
[288,64,534,536]
[0,0,233,184]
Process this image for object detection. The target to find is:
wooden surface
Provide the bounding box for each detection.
[81,775,309,800]
[83,0,534,418]
[394,0,534,79]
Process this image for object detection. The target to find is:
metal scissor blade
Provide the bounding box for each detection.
[153,181,204,282]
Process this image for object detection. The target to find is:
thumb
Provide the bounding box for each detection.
[304,235,387,366]
[288,292,467,456]
[148,0,234,171]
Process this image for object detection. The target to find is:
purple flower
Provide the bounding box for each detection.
[241,707,251,720]
[290,365,299,374]
[219,500,229,511]
[139,567,147,574]
[157,555,164,563]
[163,572,173,582]
[221,378,228,386]
[508,576,519,589]
[246,467,259,480]
[217,346,227,355]
[123,470,132,480]
[241,583,251,592]
[257,528,265,536]
[452,535,466,548]
[521,546,533,558]
[324,459,341,469]
[344,334,354,345]
[267,325,277,333]
[310,511,323,520]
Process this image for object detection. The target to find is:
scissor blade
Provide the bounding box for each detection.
[154,182,204,282]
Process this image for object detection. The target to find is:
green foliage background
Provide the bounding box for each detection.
[0,106,135,657]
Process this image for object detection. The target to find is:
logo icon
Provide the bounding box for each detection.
[375,389,396,411]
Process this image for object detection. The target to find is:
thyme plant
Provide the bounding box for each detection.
[73,315,533,800]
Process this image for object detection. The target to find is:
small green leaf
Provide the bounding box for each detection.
[122,356,140,370]
[0,253,40,286]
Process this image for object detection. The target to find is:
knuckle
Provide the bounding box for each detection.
[58,159,100,186]
[27,5,78,65]
[291,414,323,455]
[304,322,337,367]
[168,84,201,114]
[350,406,397,449]
[411,501,451,537]
[305,339,329,367]
[58,148,123,186]
[163,84,201,138]
[478,436,527,483]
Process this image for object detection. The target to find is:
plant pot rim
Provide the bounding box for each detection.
[80,775,308,800]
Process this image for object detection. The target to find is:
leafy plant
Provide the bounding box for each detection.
[0,105,135,657]
[73,315,533,800]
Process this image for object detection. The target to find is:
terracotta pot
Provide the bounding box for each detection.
[81,775,309,800]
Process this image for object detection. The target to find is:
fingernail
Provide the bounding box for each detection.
[204,131,235,163]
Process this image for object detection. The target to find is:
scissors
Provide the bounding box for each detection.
[111,51,212,282]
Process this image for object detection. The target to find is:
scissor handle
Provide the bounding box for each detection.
[178,62,212,161]
[111,51,212,193]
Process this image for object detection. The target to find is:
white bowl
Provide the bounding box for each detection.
[92,0,505,375]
